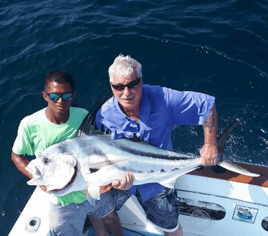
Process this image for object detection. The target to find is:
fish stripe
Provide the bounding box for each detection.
[89,168,99,173]
[110,140,189,161]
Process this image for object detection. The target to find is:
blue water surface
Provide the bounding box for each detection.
[0,0,268,235]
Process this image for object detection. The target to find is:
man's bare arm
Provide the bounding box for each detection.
[11,151,33,179]
[203,103,217,142]
[200,104,218,166]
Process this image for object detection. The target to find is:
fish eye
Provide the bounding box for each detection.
[43,158,50,165]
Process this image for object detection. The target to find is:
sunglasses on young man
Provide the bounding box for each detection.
[45,92,73,102]
[111,78,141,91]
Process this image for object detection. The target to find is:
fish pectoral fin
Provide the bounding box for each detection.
[86,185,101,201]
[160,179,176,188]
[160,175,182,188]
[160,167,199,188]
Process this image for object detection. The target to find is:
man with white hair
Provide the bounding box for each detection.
[96,55,218,236]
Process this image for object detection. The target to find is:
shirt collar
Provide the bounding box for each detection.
[138,87,152,131]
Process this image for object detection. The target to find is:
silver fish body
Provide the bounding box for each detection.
[26,127,259,203]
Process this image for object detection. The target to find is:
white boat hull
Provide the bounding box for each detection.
[9,163,268,236]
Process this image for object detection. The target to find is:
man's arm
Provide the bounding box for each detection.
[94,172,133,195]
[11,151,33,179]
[200,104,218,166]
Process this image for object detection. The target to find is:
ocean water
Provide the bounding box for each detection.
[0,0,267,235]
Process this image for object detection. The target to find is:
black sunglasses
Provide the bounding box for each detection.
[45,92,73,102]
[111,78,141,91]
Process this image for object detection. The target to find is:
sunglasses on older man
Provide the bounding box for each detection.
[45,92,73,102]
[111,78,141,91]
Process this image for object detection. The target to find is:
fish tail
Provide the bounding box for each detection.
[214,120,259,177]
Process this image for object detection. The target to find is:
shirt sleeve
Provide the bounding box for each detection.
[12,119,34,156]
[166,88,215,126]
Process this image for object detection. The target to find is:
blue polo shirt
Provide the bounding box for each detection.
[96,84,215,201]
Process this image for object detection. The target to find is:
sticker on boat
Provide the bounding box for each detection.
[233,205,258,224]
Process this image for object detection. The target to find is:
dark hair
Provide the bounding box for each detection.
[44,70,74,91]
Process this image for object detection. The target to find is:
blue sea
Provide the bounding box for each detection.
[0,0,267,235]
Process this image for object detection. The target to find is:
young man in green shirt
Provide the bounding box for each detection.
[11,70,125,236]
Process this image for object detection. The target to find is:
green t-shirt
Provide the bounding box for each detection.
[13,107,89,205]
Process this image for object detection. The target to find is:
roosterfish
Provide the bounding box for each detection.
[26,107,259,204]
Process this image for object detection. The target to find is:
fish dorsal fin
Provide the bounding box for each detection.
[217,120,242,152]
[78,92,112,136]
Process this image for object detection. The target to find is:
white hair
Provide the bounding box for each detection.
[108,54,142,83]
